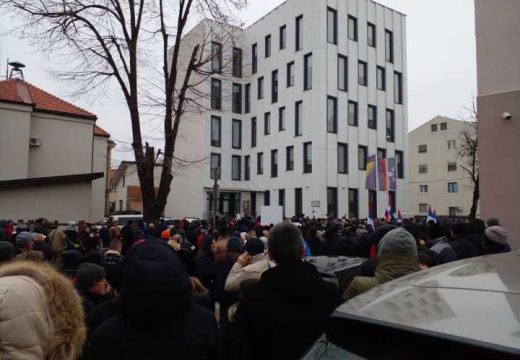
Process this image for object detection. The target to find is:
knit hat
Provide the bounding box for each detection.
[378,228,418,257]
[161,229,171,240]
[485,226,509,245]
[76,263,105,292]
[227,237,244,253]
[15,232,35,248]
[0,241,15,262]
[245,238,265,256]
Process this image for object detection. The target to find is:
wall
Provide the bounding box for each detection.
[91,135,108,222]
[0,103,32,180]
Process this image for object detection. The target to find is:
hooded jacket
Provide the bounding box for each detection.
[0,261,86,360]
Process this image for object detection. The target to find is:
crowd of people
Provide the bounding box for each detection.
[0,214,513,359]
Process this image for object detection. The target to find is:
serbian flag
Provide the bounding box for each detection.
[383,206,392,223]
[397,210,403,224]
[427,205,437,223]
[365,155,377,190]
[387,158,396,191]
[367,214,375,232]
[378,158,387,191]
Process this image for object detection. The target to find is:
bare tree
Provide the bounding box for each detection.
[459,99,479,219]
[1,0,246,222]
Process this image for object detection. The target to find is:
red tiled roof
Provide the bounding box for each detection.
[0,79,97,120]
[94,125,110,137]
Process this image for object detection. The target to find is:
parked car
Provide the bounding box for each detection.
[304,251,520,359]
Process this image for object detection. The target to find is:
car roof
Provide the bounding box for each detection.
[333,252,520,354]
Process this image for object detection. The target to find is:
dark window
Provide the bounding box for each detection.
[377,148,386,160]
[327,96,337,133]
[358,60,367,86]
[338,54,348,91]
[251,117,257,147]
[271,149,278,178]
[211,41,222,73]
[369,190,377,218]
[368,105,377,129]
[265,34,271,58]
[245,83,251,113]
[287,61,295,87]
[348,188,358,218]
[386,109,395,142]
[232,155,241,180]
[232,48,242,78]
[264,112,270,135]
[449,207,459,216]
[271,69,278,103]
[279,106,286,131]
[232,83,242,113]
[348,15,358,41]
[232,119,242,149]
[327,7,337,44]
[419,203,429,213]
[348,101,358,126]
[211,116,221,147]
[431,124,438,132]
[257,76,264,99]
[303,142,312,173]
[377,66,386,90]
[396,150,404,178]
[448,182,458,193]
[338,142,348,174]
[447,139,457,150]
[210,153,221,179]
[385,29,394,63]
[448,162,457,172]
[418,144,427,153]
[358,145,367,170]
[296,15,303,51]
[419,185,428,193]
[279,189,285,216]
[286,146,294,171]
[394,71,403,104]
[327,187,338,218]
[211,78,221,110]
[367,22,376,47]
[304,53,313,90]
[280,25,286,49]
[295,188,302,216]
[295,101,303,136]
[264,190,270,206]
[440,122,447,130]
[419,164,428,174]
[252,43,258,74]
[245,156,250,180]
[257,152,264,175]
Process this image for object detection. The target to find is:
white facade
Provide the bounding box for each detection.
[167,0,408,219]
[408,116,477,217]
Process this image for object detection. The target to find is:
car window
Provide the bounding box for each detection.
[302,336,366,360]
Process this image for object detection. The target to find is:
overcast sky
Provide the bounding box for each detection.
[0,0,476,163]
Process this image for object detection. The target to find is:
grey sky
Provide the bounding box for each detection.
[0,0,476,163]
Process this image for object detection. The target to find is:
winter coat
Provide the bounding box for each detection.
[428,236,458,264]
[214,251,240,305]
[449,237,478,259]
[0,261,86,360]
[224,252,274,293]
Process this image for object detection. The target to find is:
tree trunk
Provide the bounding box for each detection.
[469,174,480,219]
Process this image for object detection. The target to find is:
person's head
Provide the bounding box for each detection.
[218,225,230,238]
[109,238,123,253]
[244,237,265,256]
[227,237,244,254]
[450,223,468,238]
[418,250,440,270]
[468,219,485,235]
[76,263,107,296]
[0,241,15,264]
[160,229,171,241]
[486,218,500,227]
[428,224,447,241]
[268,222,303,264]
[377,227,418,257]
[109,226,120,238]
[171,234,182,243]
[33,233,46,242]
[484,226,509,246]
[15,232,35,252]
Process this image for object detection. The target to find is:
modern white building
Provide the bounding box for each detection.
[408,116,477,217]
[167,0,408,219]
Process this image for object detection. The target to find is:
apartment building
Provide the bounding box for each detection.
[167,0,408,219]
[408,116,477,217]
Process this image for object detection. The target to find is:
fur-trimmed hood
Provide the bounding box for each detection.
[0,261,86,360]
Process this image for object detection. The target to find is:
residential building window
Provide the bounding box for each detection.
[377,66,386,90]
[244,83,251,113]
[358,145,367,170]
[396,150,404,178]
[257,152,263,174]
[264,112,270,135]
[368,105,377,129]
[367,22,376,47]
[419,185,428,193]
[271,69,278,103]
[264,190,270,206]
[449,207,459,216]
[232,155,241,180]
[348,101,358,126]
[252,43,258,74]
[431,124,438,132]
[211,78,221,110]
[279,106,286,131]
[419,203,428,213]
[295,188,302,216]
[279,25,286,49]
[211,116,221,147]
[440,122,447,130]
[232,83,242,113]
[377,148,386,159]
[303,142,312,173]
[251,117,257,147]
[358,61,367,86]
[385,29,393,63]
[210,153,221,179]
[419,164,428,174]
[211,41,222,73]
[327,96,337,133]
[418,144,427,153]
[296,15,303,51]
[232,48,242,78]
[348,188,359,218]
[338,142,348,174]
[257,76,264,99]
[386,109,395,142]
[394,71,403,104]
[327,7,337,44]
[447,139,457,150]
[279,189,285,215]
[448,162,457,172]
[304,53,313,90]
[271,149,278,177]
[327,187,338,218]
[448,182,458,193]
[265,34,271,58]
[286,146,294,171]
[287,61,295,87]
[348,15,358,41]
[338,54,348,91]
[232,119,242,149]
[295,100,303,136]
[245,155,250,180]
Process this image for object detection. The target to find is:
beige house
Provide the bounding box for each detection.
[408,116,477,217]
[0,78,113,223]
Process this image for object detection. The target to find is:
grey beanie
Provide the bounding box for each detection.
[378,228,418,257]
[15,232,35,248]
[485,226,509,245]
[76,263,105,292]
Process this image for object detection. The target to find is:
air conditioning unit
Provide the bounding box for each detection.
[29,137,41,146]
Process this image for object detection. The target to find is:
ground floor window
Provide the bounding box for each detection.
[206,191,241,219]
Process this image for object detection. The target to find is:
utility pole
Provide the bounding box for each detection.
[212,167,221,230]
